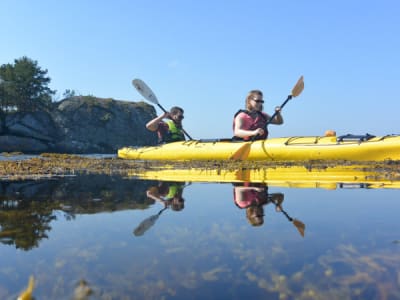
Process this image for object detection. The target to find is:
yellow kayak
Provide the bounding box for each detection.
[118,134,400,162]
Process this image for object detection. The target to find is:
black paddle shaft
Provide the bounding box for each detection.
[268,193,293,222]
[281,209,293,222]
[265,95,292,128]
[156,104,193,140]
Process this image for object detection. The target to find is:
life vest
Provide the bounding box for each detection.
[166,184,183,199]
[232,110,269,141]
[233,183,269,208]
[159,120,185,143]
[234,189,261,208]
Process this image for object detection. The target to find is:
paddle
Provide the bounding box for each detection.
[230,76,304,160]
[133,207,168,236]
[265,75,304,128]
[132,79,193,140]
[269,193,305,237]
[280,209,305,237]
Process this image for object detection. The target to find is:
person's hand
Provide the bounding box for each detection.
[275,106,281,113]
[161,112,170,119]
[253,128,265,136]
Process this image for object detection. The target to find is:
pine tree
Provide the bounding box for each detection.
[0,56,55,113]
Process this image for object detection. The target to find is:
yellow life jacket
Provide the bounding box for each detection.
[165,120,185,143]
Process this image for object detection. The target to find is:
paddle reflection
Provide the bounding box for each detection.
[233,183,305,236]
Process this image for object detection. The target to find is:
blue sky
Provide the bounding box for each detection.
[1,0,399,139]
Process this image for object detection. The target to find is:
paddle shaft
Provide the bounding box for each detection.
[157,206,168,215]
[281,209,293,222]
[156,103,193,140]
[268,194,293,222]
[265,95,292,127]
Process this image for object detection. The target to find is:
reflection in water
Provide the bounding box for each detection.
[1,173,399,299]
[233,182,305,236]
[134,181,187,236]
[146,181,186,211]
[0,175,155,250]
[17,275,35,300]
[0,201,56,250]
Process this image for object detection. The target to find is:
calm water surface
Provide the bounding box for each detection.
[0,174,399,299]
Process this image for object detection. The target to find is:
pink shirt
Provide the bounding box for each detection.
[233,111,269,140]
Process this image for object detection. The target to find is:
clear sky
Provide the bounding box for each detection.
[1,0,399,139]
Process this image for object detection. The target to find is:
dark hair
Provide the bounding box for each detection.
[170,106,184,115]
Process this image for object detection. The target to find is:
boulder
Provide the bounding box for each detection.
[0,135,49,153]
[0,96,158,153]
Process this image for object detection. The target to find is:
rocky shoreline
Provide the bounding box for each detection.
[1,153,400,182]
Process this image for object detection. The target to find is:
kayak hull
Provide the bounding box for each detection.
[118,135,400,162]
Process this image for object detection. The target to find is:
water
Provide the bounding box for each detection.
[0,174,399,299]
[0,153,117,161]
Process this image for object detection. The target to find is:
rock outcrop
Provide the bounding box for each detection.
[0,96,158,153]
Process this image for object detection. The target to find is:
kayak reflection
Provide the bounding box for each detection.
[133,181,187,236]
[233,183,305,236]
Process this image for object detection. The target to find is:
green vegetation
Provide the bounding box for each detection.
[0,56,55,113]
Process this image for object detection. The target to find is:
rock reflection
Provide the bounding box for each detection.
[233,182,305,236]
[0,175,155,250]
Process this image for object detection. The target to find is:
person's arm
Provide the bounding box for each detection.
[146,190,168,207]
[146,112,169,131]
[233,114,265,138]
[269,107,284,125]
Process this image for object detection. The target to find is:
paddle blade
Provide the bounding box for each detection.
[132,79,159,104]
[293,219,305,237]
[230,143,251,160]
[133,214,159,236]
[291,76,304,98]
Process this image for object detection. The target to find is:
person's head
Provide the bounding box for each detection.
[169,196,185,211]
[165,183,185,211]
[245,90,264,111]
[169,106,184,124]
[246,206,264,226]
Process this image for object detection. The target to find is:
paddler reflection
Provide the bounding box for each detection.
[133,181,186,236]
[146,181,185,211]
[233,183,305,237]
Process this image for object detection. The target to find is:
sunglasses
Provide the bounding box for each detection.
[176,115,184,120]
[252,99,264,104]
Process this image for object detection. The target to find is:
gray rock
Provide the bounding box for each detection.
[0,96,158,153]
[0,135,49,152]
[5,111,59,142]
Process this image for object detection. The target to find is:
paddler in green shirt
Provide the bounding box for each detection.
[146,106,185,144]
